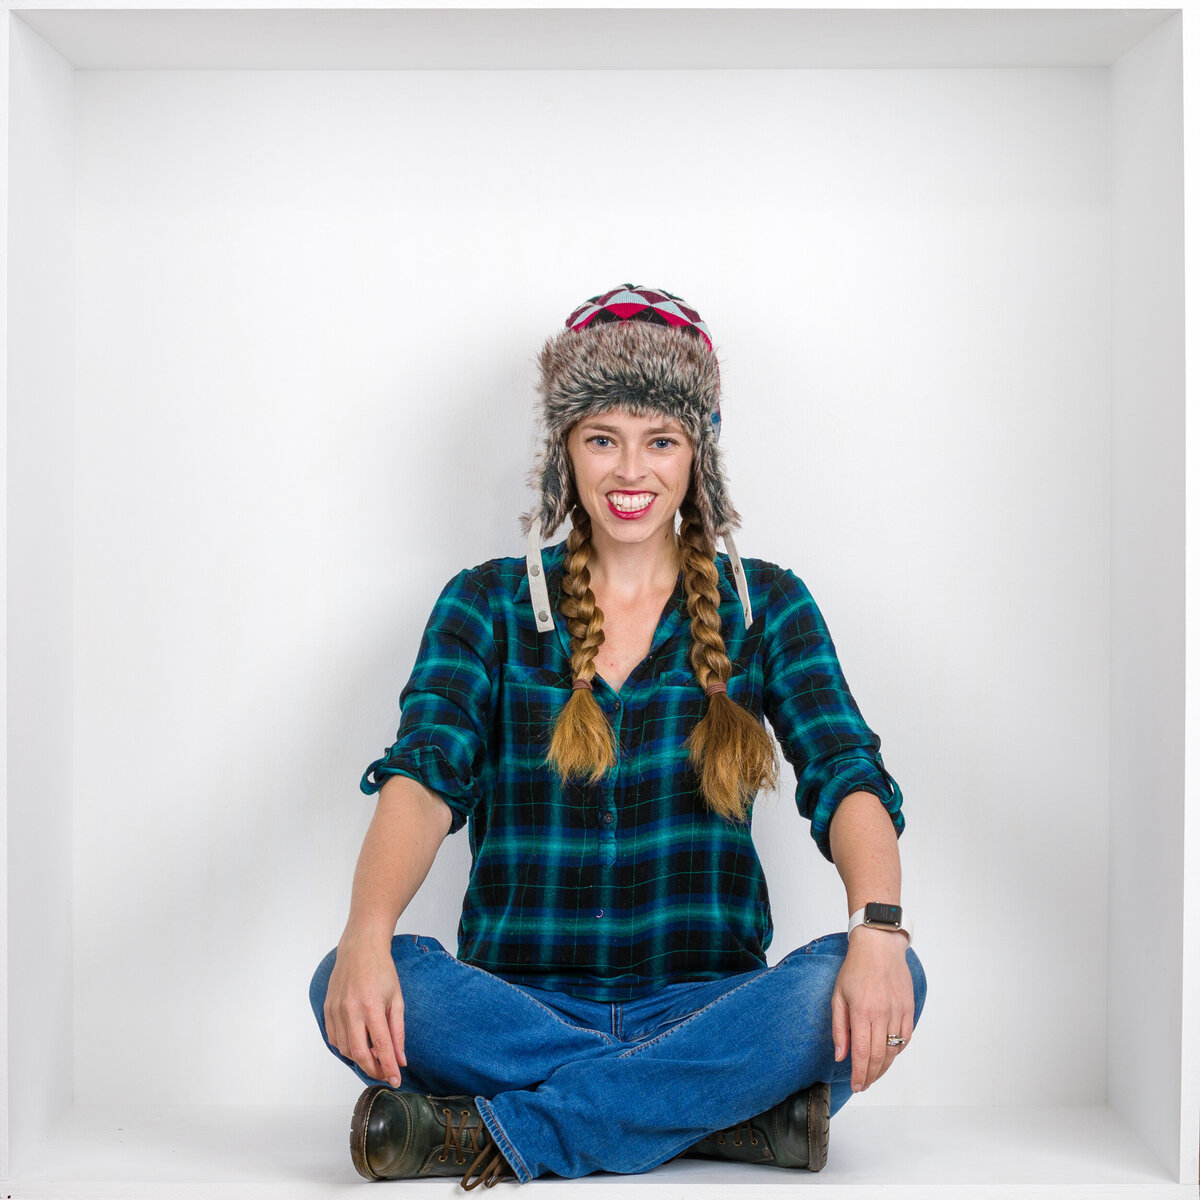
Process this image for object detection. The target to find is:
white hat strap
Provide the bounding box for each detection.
[723,532,754,630]
[526,520,751,634]
[525,519,556,632]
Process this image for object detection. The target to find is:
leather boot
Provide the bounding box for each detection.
[683,1080,830,1171]
[349,1086,516,1188]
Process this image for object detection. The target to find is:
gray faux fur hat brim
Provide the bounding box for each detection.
[520,319,740,545]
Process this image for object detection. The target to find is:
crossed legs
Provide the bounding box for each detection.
[310,932,928,1181]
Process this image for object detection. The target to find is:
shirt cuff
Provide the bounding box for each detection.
[360,746,477,835]
[807,752,905,862]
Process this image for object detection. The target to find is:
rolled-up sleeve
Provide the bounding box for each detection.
[360,568,496,834]
[760,567,904,861]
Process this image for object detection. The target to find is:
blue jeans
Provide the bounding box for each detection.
[309,932,927,1182]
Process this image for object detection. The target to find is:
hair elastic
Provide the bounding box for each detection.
[572,678,594,691]
[705,682,728,697]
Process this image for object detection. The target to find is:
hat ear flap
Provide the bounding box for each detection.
[521,417,576,538]
[687,428,739,546]
[704,438,739,542]
[543,434,574,535]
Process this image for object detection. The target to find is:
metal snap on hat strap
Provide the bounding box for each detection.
[526,519,556,633]
[722,532,753,630]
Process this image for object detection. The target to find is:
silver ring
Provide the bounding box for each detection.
[886,1034,907,1048]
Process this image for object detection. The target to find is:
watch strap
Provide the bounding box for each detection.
[848,904,913,947]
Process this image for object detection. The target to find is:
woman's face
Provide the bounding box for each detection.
[566,408,694,549]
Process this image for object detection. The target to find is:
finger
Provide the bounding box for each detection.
[890,1007,915,1055]
[367,1015,402,1088]
[850,1010,872,1092]
[864,1014,888,1090]
[327,1011,350,1061]
[885,1012,907,1056]
[347,1021,386,1082]
[387,998,407,1073]
[831,989,850,1063]
[330,1023,346,1060]
[875,1005,912,1085]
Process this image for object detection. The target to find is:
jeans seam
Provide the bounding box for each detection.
[477,1098,531,1184]
[440,954,615,1044]
[615,969,768,1059]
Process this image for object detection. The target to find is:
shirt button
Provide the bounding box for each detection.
[613,699,622,710]
[601,811,615,825]
[595,909,604,919]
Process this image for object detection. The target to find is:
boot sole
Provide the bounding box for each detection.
[350,1085,388,1180]
[807,1080,830,1172]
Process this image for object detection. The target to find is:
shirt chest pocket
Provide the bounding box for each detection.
[655,667,697,687]
[653,663,765,723]
[648,667,706,764]
[498,664,570,753]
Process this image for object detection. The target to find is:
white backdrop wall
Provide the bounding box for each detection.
[6,13,77,1168]
[1108,15,1186,1173]
[70,66,1111,1109]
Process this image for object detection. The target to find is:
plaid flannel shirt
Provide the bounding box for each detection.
[362,541,903,1001]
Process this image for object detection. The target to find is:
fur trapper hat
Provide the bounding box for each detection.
[521,284,740,546]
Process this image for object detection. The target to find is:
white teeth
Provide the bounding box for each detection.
[608,492,654,513]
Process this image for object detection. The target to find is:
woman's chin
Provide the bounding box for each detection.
[594,516,678,548]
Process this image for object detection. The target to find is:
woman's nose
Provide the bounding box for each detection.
[616,445,646,481]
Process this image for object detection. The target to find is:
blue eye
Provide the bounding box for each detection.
[653,438,677,450]
[589,436,612,448]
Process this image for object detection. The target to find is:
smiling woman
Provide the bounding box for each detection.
[309,283,925,1189]
[546,414,695,697]
[548,403,776,817]
[568,413,692,531]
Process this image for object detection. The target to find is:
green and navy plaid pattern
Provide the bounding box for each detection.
[362,542,904,1002]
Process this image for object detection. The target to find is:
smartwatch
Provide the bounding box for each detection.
[848,902,912,946]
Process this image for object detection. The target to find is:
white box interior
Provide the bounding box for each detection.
[3,6,1195,1197]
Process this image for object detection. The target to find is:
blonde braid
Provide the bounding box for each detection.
[679,498,779,820]
[545,507,617,784]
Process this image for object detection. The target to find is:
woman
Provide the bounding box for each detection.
[310,284,927,1189]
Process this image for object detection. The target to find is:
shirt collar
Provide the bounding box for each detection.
[516,539,736,665]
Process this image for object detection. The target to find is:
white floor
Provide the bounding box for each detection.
[3,1104,1196,1199]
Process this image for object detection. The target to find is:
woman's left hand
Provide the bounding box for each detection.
[831,928,914,1094]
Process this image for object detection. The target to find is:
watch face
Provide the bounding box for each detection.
[864,902,902,926]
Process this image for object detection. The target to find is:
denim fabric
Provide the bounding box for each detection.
[309,932,927,1182]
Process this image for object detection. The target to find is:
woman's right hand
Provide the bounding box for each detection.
[324,936,407,1087]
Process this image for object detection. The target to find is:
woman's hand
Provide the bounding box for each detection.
[831,927,914,1094]
[324,936,408,1088]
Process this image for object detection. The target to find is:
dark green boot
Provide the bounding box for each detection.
[684,1080,830,1171]
[349,1086,515,1187]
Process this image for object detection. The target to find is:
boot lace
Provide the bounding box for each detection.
[461,1137,514,1190]
[438,1107,487,1166]
[714,1119,760,1148]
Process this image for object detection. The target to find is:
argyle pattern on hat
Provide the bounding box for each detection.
[565,284,714,352]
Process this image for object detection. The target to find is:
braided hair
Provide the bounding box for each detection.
[544,507,617,783]
[545,496,778,819]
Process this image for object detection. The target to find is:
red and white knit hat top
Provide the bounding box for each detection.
[563,284,715,353]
